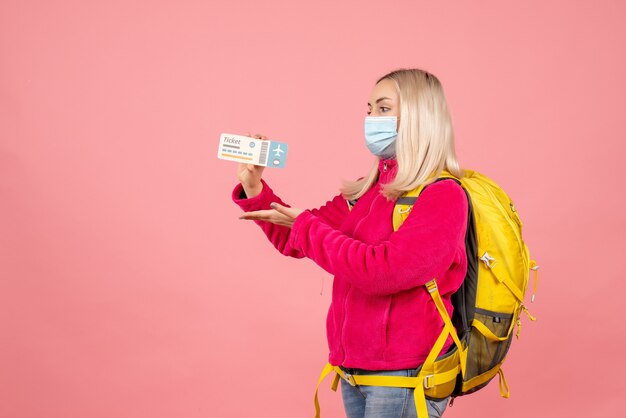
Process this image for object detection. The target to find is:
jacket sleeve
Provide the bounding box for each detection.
[286,179,468,296]
[232,178,351,258]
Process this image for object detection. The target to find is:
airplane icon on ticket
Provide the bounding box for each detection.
[272,144,285,157]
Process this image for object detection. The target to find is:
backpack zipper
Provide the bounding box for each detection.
[383,161,388,172]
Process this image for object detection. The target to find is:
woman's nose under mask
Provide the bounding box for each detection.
[364,116,397,159]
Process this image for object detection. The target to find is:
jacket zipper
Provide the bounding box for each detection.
[340,286,351,362]
[340,161,387,362]
[340,174,381,362]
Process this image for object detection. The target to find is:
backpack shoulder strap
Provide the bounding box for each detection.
[392,170,460,231]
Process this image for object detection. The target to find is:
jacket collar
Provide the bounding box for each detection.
[377,157,398,184]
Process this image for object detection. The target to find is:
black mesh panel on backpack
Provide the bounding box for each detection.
[423,179,477,351]
[451,186,477,341]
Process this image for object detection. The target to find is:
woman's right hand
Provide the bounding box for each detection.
[237,132,269,197]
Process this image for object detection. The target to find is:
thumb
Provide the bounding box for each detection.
[270,202,296,216]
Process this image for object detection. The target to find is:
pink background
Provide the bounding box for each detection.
[1,1,624,417]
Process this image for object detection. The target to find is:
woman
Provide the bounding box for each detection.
[232,68,468,418]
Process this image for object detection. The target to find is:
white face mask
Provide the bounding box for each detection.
[364,116,397,158]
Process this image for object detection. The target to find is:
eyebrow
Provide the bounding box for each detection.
[367,97,392,106]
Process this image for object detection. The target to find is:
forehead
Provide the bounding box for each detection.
[368,78,398,103]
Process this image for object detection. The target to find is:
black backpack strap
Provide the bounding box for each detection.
[396,178,461,206]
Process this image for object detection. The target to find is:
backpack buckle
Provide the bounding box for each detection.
[423,374,435,389]
[426,280,438,294]
[341,371,357,386]
[480,252,496,269]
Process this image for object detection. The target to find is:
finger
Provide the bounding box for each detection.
[239,209,292,227]
[269,202,298,218]
[239,209,275,220]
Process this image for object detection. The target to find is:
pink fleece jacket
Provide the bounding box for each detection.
[231,157,468,370]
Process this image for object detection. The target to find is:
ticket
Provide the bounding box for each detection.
[217,133,288,168]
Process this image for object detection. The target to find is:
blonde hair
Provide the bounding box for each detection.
[340,68,464,202]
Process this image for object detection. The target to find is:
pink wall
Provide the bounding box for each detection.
[1,1,624,417]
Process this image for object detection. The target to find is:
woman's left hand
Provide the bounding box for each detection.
[238,202,305,228]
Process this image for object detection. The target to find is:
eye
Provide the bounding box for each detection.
[380,107,390,112]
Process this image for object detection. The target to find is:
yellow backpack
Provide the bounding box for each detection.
[313,169,539,417]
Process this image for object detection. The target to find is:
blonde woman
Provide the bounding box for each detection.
[233,68,468,418]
